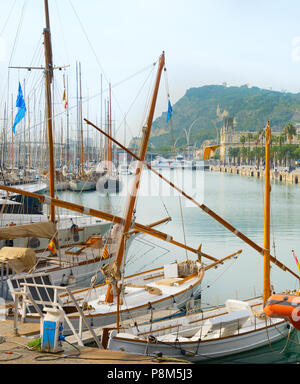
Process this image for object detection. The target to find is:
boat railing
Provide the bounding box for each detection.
[11,281,102,348]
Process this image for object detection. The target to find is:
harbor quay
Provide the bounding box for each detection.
[209,164,300,185]
[0,319,190,365]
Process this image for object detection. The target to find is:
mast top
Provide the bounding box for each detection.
[44,0,51,30]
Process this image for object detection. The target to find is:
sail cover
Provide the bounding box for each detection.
[0,247,36,273]
[0,221,56,240]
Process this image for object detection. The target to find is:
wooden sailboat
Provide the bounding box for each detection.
[0,0,120,298]
[4,52,217,331]
[3,81,299,356]
[59,53,204,329]
[105,121,299,362]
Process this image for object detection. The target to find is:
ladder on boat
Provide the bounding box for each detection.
[7,272,102,348]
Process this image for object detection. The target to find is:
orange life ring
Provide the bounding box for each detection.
[264,293,300,330]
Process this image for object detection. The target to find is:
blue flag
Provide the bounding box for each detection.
[12,82,26,134]
[166,99,173,122]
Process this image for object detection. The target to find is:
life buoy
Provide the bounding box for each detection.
[264,293,300,330]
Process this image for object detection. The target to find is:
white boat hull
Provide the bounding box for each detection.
[55,181,69,191]
[16,262,203,333]
[69,180,96,191]
[107,318,290,362]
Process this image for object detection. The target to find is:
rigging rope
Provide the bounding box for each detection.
[67,0,149,144]
[264,317,292,355]
[0,0,18,36]
[8,0,27,67]
[164,67,189,260]
[201,254,239,293]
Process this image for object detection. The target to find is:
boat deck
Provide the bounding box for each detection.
[35,244,111,269]
[69,268,202,315]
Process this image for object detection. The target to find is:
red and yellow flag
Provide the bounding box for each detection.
[48,239,57,255]
[102,244,109,259]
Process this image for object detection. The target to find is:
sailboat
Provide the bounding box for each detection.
[5,52,218,332]
[96,83,122,195]
[0,0,118,298]
[105,121,300,363]
[69,62,96,192]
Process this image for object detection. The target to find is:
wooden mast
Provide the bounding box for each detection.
[43,0,55,222]
[105,52,165,303]
[66,74,70,167]
[263,121,271,306]
[60,117,63,168]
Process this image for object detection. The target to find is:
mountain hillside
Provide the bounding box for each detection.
[147,85,300,149]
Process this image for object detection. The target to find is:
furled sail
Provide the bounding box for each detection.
[0,221,56,240]
[0,247,36,273]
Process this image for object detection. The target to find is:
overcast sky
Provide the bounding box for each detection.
[1,0,300,144]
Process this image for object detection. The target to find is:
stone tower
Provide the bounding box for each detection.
[220,117,234,163]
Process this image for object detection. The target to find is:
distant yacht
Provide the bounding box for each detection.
[150,155,196,170]
[150,156,175,169]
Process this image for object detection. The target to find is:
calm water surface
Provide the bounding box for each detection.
[57,169,300,305]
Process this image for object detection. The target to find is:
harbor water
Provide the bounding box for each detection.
[57,168,300,363]
[57,169,300,303]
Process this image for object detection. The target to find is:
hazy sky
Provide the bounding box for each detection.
[1,0,300,144]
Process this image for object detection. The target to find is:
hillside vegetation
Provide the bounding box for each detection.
[147,85,300,149]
